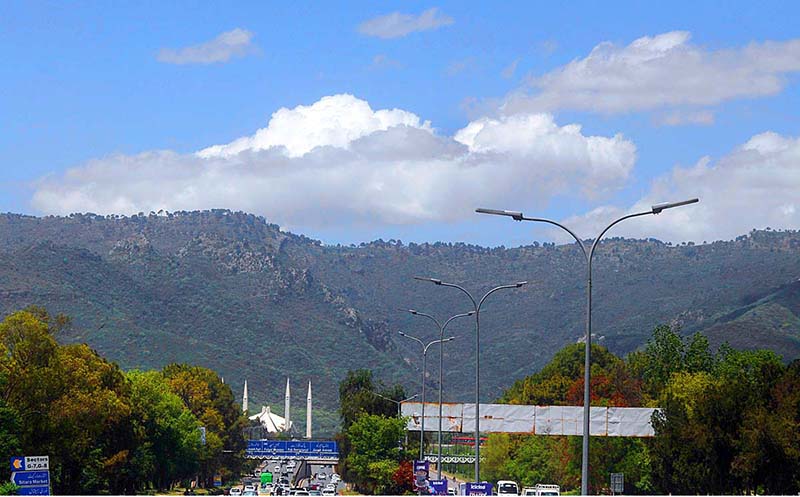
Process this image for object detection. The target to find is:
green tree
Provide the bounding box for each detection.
[124,370,202,491]
[343,414,406,494]
[163,363,248,488]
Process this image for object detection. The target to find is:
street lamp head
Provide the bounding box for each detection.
[398,331,407,337]
[466,310,476,316]
[651,198,699,214]
[516,281,528,288]
[414,276,442,285]
[443,336,456,342]
[475,207,524,221]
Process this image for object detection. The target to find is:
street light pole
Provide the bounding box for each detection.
[476,197,698,494]
[414,278,526,482]
[399,332,456,462]
[370,391,419,417]
[370,391,419,449]
[406,309,475,479]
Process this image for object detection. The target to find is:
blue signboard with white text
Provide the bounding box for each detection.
[17,486,50,496]
[12,471,50,487]
[429,479,448,495]
[246,440,339,459]
[466,482,493,496]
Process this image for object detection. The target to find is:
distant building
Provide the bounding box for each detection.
[248,405,293,433]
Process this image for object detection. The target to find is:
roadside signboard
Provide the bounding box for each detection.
[10,456,50,496]
[611,473,624,495]
[429,479,447,495]
[10,456,49,471]
[17,486,50,496]
[246,440,339,459]
[12,471,49,487]
[413,460,429,491]
[466,482,493,495]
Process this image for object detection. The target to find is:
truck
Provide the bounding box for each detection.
[532,484,560,496]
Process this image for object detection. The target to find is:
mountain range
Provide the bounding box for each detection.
[1,210,798,435]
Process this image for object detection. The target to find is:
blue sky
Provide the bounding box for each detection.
[2,1,799,246]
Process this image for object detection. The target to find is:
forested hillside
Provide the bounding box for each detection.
[0,210,798,433]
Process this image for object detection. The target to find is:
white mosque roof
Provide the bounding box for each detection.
[249,405,293,433]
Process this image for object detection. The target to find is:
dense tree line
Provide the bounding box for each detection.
[485,325,800,494]
[0,308,248,494]
[335,370,414,495]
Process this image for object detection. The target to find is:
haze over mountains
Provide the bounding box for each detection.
[1,210,799,434]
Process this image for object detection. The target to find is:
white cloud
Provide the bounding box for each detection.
[358,8,453,39]
[31,95,636,229]
[654,109,715,127]
[157,28,256,65]
[537,40,558,56]
[501,59,520,79]
[503,31,800,115]
[198,94,430,158]
[371,54,402,69]
[557,131,800,243]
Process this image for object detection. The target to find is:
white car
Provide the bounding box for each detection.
[230,488,243,496]
[330,474,340,483]
[287,460,296,469]
[317,473,326,480]
[321,489,335,496]
[243,485,257,493]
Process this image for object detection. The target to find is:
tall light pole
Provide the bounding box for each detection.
[399,332,456,461]
[476,197,698,494]
[414,278,527,481]
[370,391,419,449]
[405,309,475,479]
[370,390,419,417]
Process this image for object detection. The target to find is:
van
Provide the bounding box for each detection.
[497,480,519,495]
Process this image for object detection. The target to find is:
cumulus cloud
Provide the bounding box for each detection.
[31,94,636,229]
[502,31,800,115]
[358,8,453,39]
[157,28,256,65]
[556,131,800,243]
[198,95,430,158]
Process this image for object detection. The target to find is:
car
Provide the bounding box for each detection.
[308,491,322,496]
[243,492,258,497]
[330,474,340,483]
[321,489,335,496]
[324,483,335,491]
[274,465,281,473]
[317,473,326,480]
[287,460,296,469]
[230,488,243,496]
[289,488,309,496]
[447,489,456,495]
[244,485,257,493]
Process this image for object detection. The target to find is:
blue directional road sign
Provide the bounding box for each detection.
[17,486,50,496]
[12,471,50,487]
